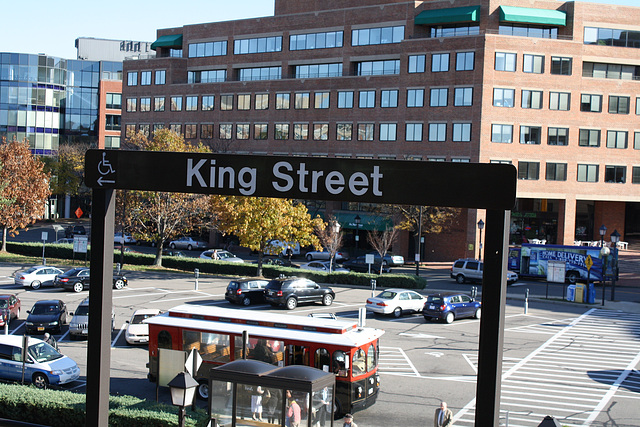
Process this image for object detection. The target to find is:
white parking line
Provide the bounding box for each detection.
[112,324,126,347]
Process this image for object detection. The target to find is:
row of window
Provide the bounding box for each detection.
[584,27,640,49]
[495,52,572,75]
[493,90,638,114]
[515,161,640,184]
[124,121,472,143]
[492,125,640,149]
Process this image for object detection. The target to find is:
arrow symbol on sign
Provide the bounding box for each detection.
[399,332,444,339]
[97,177,115,186]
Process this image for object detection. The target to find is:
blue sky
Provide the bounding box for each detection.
[1,0,637,59]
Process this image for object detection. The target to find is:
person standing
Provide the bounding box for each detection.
[286,391,301,427]
[434,401,453,427]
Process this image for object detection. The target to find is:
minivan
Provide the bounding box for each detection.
[68,297,115,339]
[0,335,80,389]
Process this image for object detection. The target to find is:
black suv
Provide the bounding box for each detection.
[225,278,269,306]
[264,277,335,310]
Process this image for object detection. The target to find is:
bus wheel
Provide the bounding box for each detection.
[566,272,579,284]
[196,380,209,400]
[333,399,343,419]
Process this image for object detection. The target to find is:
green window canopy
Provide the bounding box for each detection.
[499,6,566,26]
[415,6,481,26]
[150,34,183,50]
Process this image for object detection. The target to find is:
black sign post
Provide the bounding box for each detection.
[84,149,517,426]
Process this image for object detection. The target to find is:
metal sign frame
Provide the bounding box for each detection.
[84,149,516,426]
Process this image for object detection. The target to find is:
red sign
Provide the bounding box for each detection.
[75,207,83,218]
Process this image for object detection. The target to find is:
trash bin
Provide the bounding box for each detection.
[566,284,576,302]
[586,282,596,304]
[575,283,586,303]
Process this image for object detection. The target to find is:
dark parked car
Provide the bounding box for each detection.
[225,278,270,306]
[25,300,67,334]
[342,256,391,274]
[0,294,21,327]
[64,225,86,238]
[422,292,481,324]
[162,249,186,257]
[53,267,128,293]
[264,277,335,310]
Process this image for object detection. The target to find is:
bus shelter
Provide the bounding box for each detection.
[209,359,335,427]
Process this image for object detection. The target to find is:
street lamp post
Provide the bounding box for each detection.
[610,230,620,301]
[598,224,607,248]
[354,215,361,258]
[477,219,485,261]
[168,371,199,427]
[599,245,610,306]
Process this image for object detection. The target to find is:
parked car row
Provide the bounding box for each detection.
[225,276,335,310]
[14,266,128,293]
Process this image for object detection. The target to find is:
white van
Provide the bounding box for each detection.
[69,297,115,339]
[0,335,80,389]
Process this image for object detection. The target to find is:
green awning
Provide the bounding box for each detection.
[150,34,183,50]
[415,6,481,26]
[330,212,392,231]
[499,6,566,26]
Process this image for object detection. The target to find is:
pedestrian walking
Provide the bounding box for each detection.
[434,401,453,427]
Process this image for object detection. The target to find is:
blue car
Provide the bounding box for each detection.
[422,292,481,324]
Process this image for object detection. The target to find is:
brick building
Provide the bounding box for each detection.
[121,0,640,261]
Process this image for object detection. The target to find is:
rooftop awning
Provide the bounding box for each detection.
[415,6,481,26]
[150,34,183,50]
[498,6,566,26]
[330,212,392,231]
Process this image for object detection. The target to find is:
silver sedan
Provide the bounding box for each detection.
[14,266,64,290]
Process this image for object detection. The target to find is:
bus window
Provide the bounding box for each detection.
[314,348,330,372]
[287,345,309,366]
[332,350,348,377]
[157,330,172,349]
[366,343,377,372]
[352,349,366,376]
[183,330,200,352]
[201,332,231,363]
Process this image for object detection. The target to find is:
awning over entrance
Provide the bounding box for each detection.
[150,34,183,50]
[330,212,392,231]
[498,6,566,26]
[415,6,481,26]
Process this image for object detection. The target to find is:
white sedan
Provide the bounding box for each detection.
[304,249,348,262]
[299,261,349,273]
[366,288,427,318]
[114,233,136,244]
[199,249,244,263]
[14,265,64,289]
[125,309,162,344]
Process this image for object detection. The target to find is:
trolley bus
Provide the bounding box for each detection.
[145,305,385,416]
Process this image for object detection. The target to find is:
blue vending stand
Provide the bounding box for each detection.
[586,283,596,304]
[566,284,576,302]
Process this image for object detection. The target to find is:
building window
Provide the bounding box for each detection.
[140,97,150,112]
[338,91,353,109]
[608,96,630,114]
[219,124,232,139]
[290,31,344,51]
[430,24,479,38]
[407,89,425,108]
[221,95,233,111]
[294,123,309,140]
[520,126,542,144]
[336,123,353,141]
[201,124,214,139]
[456,52,474,71]
[237,94,251,110]
[577,164,599,182]
[276,93,290,110]
[254,124,268,140]
[139,124,150,138]
[169,124,181,135]
[584,26,640,49]
[405,123,423,142]
[381,90,398,108]
[294,93,310,109]
[493,88,515,107]
[313,123,329,140]
[154,97,165,112]
[579,129,601,147]
[546,163,567,181]
[633,167,640,184]
[106,93,122,109]
[171,96,182,111]
[607,130,628,148]
[127,72,138,86]
[202,95,215,111]
[522,90,543,109]
[451,157,470,163]
[104,136,120,149]
[188,40,227,58]
[549,92,570,111]
[408,55,426,73]
[184,124,197,139]
[429,88,447,107]
[357,123,374,141]
[254,94,269,110]
[583,62,640,81]
[379,123,397,141]
[236,124,250,140]
[140,71,152,86]
[605,165,626,183]
[523,54,544,73]
[126,98,137,112]
[153,124,165,133]
[551,57,572,75]
[499,24,558,39]
[296,63,342,78]
[125,125,136,138]
[352,26,404,46]
[234,36,282,54]
[428,123,446,142]
[518,162,540,180]
[495,52,516,71]
[454,87,473,106]
[239,67,282,81]
[635,131,640,149]
[105,115,121,131]
[274,123,289,140]
[356,60,400,76]
[186,96,198,111]
[492,124,513,143]
[452,123,471,142]
[548,127,569,146]
[314,92,330,109]
[188,70,226,83]
[431,53,449,72]
[155,70,166,85]
[581,94,602,112]
[359,91,375,108]
[637,97,640,115]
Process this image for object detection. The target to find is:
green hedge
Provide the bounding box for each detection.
[0,383,209,427]
[7,242,426,289]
